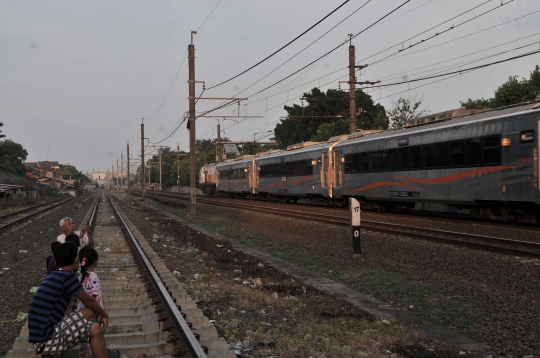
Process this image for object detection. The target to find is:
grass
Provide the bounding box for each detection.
[130,196,482,329]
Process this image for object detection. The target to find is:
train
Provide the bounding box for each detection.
[200,98,540,223]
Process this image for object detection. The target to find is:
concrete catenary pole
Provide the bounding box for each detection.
[141,119,145,200]
[159,150,162,191]
[116,159,119,191]
[177,144,181,193]
[127,142,130,190]
[216,123,221,162]
[120,151,123,190]
[188,31,197,216]
[348,41,357,134]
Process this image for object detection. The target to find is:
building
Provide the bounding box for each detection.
[0,169,38,201]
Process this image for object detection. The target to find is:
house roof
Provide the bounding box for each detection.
[0,169,38,188]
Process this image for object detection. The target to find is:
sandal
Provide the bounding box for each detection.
[108,349,121,358]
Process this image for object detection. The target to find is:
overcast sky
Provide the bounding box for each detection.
[2,0,539,173]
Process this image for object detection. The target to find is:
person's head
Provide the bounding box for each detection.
[50,241,61,254]
[59,217,75,234]
[65,233,80,249]
[79,246,99,281]
[54,243,79,269]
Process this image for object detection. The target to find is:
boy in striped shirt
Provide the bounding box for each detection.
[28,243,119,358]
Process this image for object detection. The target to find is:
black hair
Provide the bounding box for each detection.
[54,243,78,267]
[65,234,80,248]
[78,246,99,283]
[51,241,61,253]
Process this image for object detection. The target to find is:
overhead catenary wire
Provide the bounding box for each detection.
[206,0,351,90]
[238,9,540,111]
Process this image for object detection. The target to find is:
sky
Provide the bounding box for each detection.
[1,0,539,173]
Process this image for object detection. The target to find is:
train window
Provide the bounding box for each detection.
[520,130,534,143]
[344,154,352,173]
[436,143,450,167]
[371,152,381,171]
[399,148,409,169]
[388,149,399,170]
[410,147,422,169]
[467,139,482,165]
[451,141,465,166]
[423,145,436,168]
[380,151,388,170]
[484,135,501,165]
[360,153,369,171]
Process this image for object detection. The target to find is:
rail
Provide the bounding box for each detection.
[0,196,74,230]
[106,194,207,358]
[131,189,540,258]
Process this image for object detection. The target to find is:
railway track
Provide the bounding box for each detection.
[0,197,75,230]
[7,191,234,358]
[131,189,540,258]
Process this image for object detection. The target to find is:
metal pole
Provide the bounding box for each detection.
[159,150,162,191]
[127,142,130,190]
[120,151,123,190]
[177,144,181,193]
[141,119,146,200]
[349,39,357,134]
[188,32,197,216]
[116,159,119,191]
[216,123,221,162]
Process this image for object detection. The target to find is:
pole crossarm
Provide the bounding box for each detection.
[195,98,249,119]
[280,115,343,119]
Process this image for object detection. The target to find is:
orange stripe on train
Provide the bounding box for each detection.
[393,165,521,184]
[259,176,315,191]
[346,181,417,192]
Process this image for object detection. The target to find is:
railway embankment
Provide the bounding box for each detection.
[113,192,493,358]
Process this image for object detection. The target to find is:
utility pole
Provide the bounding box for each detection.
[120,151,123,190]
[111,164,114,189]
[188,31,197,216]
[338,34,379,134]
[127,142,130,190]
[159,150,162,191]
[216,122,221,162]
[177,144,181,193]
[141,118,145,200]
[116,159,119,190]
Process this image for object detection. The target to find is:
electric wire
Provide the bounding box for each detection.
[197,0,222,31]
[206,0,351,90]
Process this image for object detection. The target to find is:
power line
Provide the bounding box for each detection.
[241,8,540,110]
[246,0,412,98]
[197,0,222,31]
[206,0,351,90]
[144,50,188,121]
[366,0,516,66]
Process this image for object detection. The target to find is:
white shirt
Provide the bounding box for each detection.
[57,231,89,249]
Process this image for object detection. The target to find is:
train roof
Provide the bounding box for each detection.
[334,102,540,148]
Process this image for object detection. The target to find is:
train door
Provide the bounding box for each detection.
[250,160,258,194]
[321,152,328,188]
[333,150,343,189]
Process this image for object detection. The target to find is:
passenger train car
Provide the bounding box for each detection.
[200,100,540,223]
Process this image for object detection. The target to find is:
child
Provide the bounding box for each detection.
[46,241,61,275]
[28,243,118,358]
[65,233,82,250]
[77,246,104,358]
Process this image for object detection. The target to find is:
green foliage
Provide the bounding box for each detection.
[274,88,388,148]
[461,65,540,109]
[0,123,5,139]
[0,139,28,175]
[387,96,429,129]
[242,141,276,155]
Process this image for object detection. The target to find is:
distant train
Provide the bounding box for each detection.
[200,99,540,223]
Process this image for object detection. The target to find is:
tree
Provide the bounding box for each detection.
[461,65,540,109]
[274,88,388,147]
[387,96,429,129]
[59,164,89,184]
[0,140,28,175]
[0,123,5,139]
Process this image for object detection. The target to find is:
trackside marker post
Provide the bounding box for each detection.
[350,198,361,256]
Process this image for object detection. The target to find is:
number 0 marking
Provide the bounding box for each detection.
[353,230,359,237]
